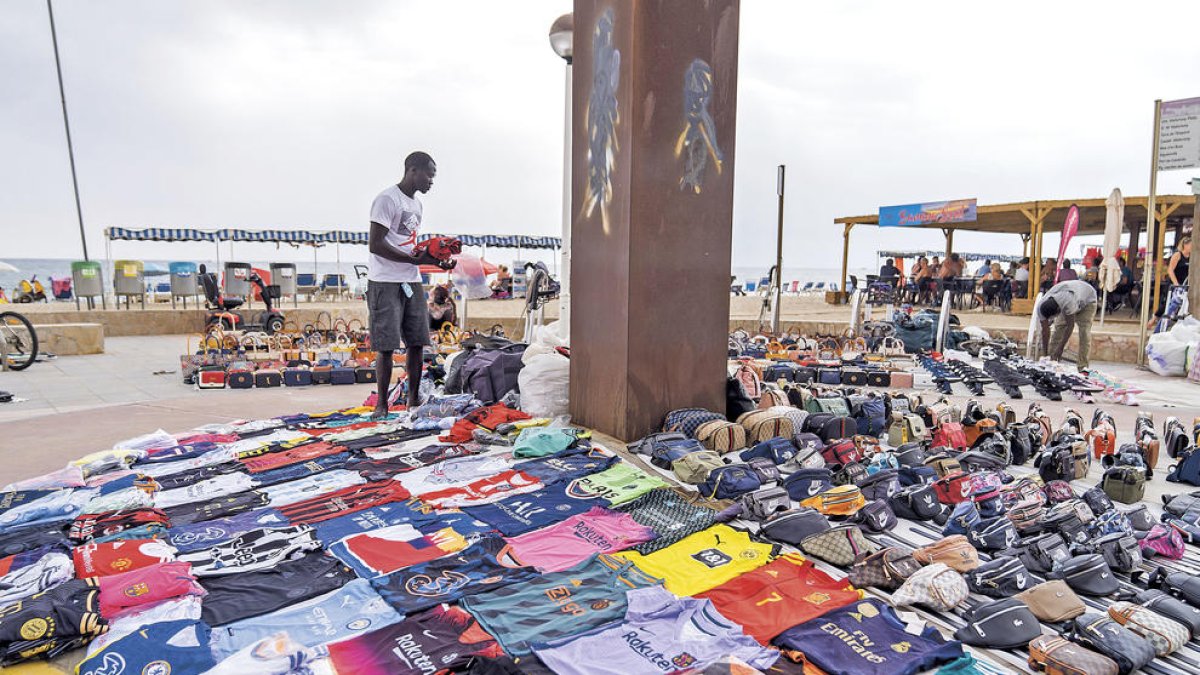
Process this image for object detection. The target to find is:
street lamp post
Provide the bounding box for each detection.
[549,13,573,342]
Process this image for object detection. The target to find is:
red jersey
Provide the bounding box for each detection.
[72,539,176,578]
[240,442,341,473]
[697,553,863,644]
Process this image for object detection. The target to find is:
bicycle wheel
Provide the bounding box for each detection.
[0,311,38,371]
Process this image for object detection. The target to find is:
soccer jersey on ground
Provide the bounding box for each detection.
[371,537,538,614]
[199,552,356,626]
[464,481,611,537]
[178,526,320,576]
[772,599,964,675]
[613,524,775,596]
[697,553,864,644]
[0,579,106,666]
[326,604,504,675]
[533,586,778,674]
[513,448,617,486]
[163,508,290,553]
[72,539,176,578]
[615,488,726,554]
[328,522,469,578]
[505,506,656,572]
[419,470,544,509]
[96,561,204,617]
[277,480,412,524]
[461,553,660,655]
[566,462,668,506]
[77,619,215,675]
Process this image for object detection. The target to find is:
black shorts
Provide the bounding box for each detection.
[367,280,431,351]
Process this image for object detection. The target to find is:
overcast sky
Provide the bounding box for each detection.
[2,0,1197,270]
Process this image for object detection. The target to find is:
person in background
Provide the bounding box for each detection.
[490,264,513,297]
[1013,257,1030,298]
[878,258,901,285]
[1083,257,1101,286]
[367,150,442,418]
[939,253,961,279]
[1039,258,1057,292]
[1057,260,1078,282]
[983,262,1005,281]
[428,284,458,329]
[911,256,930,303]
[975,258,992,277]
[1167,236,1191,288]
[1039,279,1099,372]
[0,287,7,303]
[928,256,942,278]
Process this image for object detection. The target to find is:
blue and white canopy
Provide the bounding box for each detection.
[104,227,561,249]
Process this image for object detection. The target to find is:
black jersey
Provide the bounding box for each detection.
[199,552,355,626]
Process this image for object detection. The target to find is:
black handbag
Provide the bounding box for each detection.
[760,507,830,545]
[854,499,897,533]
[1092,533,1142,574]
[966,515,1019,552]
[866,370,890,387]
[890,483,942,521]
[1070,612,1156,675]
[1050,554,1119,597]
[964,555,1035,598]
[1017,533,1071,575]
[954,598,1042,649]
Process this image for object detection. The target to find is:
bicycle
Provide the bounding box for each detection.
[0,310,38,371]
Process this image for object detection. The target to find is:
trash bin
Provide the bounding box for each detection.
[223,262,252,299]
[71,260,105,310]
[113,259,145,309]
[270,263,297,307]
[169,261,199,309]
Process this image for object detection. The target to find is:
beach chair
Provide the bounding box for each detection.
[296,273,318,302]
[321,274,349,300]
[788,281,799,294]
[813,282,826,292]
[799,281,814,295]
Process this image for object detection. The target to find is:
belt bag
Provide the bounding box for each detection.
[801,484,865,516]
[934,472,973,505]
[1006,498,1045,535]
[800,523,876,566]
[927,456,962,478]
[629,431,688,456]
[1090,510,1134,538]
[848,546,921,590]
[1162,491,1200,518]
[831,461,869,487]
[894,442,927,467]
[672,450,724,484]
[1093,533,1142,574]
[1027,635,1118,675]
[942,501,982,536]
[1149,569,1200,609]
[1107,601,1189,656]
[1043,479,1077,504]
[854,499,896,533]
[964,555,1033,598]
[954,598,1041,649]
[897,464,937,487]
[1137,589,1200,637]
[700,464,762,500]
[760,507,830,545]
[1043,510,1090,547]
[956,450,1007,474]
[649,437,705,469]
[890,483,942,521]
[1018,533,1071,575]
[1050,554,1119,597]
[739,485,791,520]
[821,438,861,465]
[914,534,980,572]
[1070,613,1156,675]
[856,469,900,501]
[740,436,797,465]
[1140,524,1186,560]
[973,491,1005,519]
[746,456,781,484]
[892,562,968,611]
[1082,484,1115,516]
[783,467,833,501]
[1017,580,1087,622]
[967,516,1018,552]
[1122,504,1155,532]
[781,443,825,472]
[1000,477,1044,507]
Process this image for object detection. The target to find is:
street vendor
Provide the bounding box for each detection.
[1039,279,1098,372]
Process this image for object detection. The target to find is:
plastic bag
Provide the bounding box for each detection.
[1146,333,1188,377]
[1170,316,1200,344]
[450,254,495,300]
[517,353,570,418]
[963,326,990,340]
[523,320,569,363]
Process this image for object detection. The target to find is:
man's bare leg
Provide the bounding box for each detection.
[406,345,424,408]
[372,350,394,419]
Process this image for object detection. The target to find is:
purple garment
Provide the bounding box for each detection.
[533,586,777,674]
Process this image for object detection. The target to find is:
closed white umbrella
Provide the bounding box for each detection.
[1098,188,1124,324]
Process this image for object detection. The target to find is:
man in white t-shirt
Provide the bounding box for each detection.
[367,151,444,417]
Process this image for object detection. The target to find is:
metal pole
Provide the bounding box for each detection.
[772,165,785,333]
[46,0,88,261]
[1138,99,1163,364]
[559,62,573,341]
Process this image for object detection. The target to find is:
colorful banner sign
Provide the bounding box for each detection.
[1055,204,1080,284]
[878,199,977,227]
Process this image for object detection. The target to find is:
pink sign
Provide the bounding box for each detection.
[1055,205,1080,283]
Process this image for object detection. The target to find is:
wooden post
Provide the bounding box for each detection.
[1138,100,1164,363]
[943,228,954,259]
[1191,191,1200,319]
[569,0,740,440]
[840,222,853,302]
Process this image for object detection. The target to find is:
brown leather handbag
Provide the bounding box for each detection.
[1016,580,1086,622]
[913,534,979,572]
[1027,635,1118,675]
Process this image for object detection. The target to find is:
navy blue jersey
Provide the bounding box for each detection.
[514,448,617,486]
[464,481,611,536]
[371,536,538,614]
[773,599,963,675]
[251,452,354,487]
[77,620,215,675]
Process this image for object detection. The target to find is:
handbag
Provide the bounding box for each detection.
[954,598,1041,650]
[913,535,979,572]
[760,507,830,545]
[848,546,921,590]
[1016,533,1071,575]
[800,484,866,517]
[964,555,1034,598]
[1069,612,1155,675]
[1017,580,1086,622]
[696,419,749,454]
[1049,554,1119,597]
[783,467,834,501]
[1027,636,1118,675]
[1135,589,1200,638]
[1107,601,1189,656]
[892,562,968,611]
[800,524,876,566]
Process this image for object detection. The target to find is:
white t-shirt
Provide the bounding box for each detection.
[368,185,423,283]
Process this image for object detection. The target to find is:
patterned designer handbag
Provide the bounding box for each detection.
[848,546,921,590]
[800,524,876,566]
[913,535,980,572]
[1136,589,1200,637]
[1069,612,1156,675]
[737,410,795,444]
[1027,635,1118,675]
[696,419,749,454]
[662,408,725,438]
[963,555,1033,598]
[892,562,968,611]
[1017,580,1086,622]
[1107,601,1189,656]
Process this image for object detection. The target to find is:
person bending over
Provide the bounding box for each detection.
[1039,279,1098,372]
[366,151,445,418]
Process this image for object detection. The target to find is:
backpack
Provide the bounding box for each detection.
[726,376,755,420]
[1007,422,1034,466]
[887,414,928,446]
[1166,448,1200,486]
[1165,417,1193,459]
[734,362,763,400]
[662,408,724,438]
[932,422,968,451]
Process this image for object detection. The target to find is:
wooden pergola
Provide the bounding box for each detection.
[835,194,1196,313]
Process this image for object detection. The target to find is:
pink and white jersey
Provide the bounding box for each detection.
[506,506,656,572]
